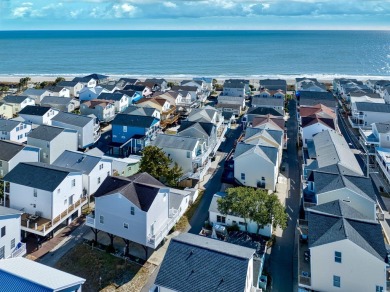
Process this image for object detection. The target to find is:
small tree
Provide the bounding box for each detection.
[139,146,183,187]
[217,187,255,232]
[54,77,65,85]
[167,82,176,88]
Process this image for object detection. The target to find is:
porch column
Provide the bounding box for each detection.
[122,239,130,256]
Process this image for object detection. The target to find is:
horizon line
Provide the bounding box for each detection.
[1,29,390,32]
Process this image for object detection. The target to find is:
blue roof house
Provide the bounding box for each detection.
[111,114,160,146]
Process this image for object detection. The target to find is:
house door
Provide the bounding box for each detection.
[150,223,155,236]
[69,195,74,206]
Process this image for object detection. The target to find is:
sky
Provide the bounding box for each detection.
[0,0,390,30]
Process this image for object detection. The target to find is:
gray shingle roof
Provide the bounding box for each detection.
[57,80,80,87]
[178,121,215,140]
[0,206,22,217]
[28,125,67,141]
[307,199,373,221]
[155,233,254,292]
[94,172,165,212]
[22,88,50,96]
[223,79,248,89]
[51,112,92,127]
[308,211,387,261]
[3,162,79,192]
[41,96,73,106]
[247,107,284,117]
[3,95,31,104]
[298,91,336,108]
[252,97,284,107]
[244,127,283,147]
[234,143,278,165]
[19,105,52,116]
[112,114,157,128]
[260,79,287,87]
[52,150,103,175]
[311,130,363,176]
[153,134,199,151]
[123,105,157,117]
[355,102,390,113]
[97,93,126,101]
[0,119,22,132]
[375,122,390,134]
[0,140,26,161]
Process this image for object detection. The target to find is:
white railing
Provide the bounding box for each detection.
[10,242,26,258]
[147,211,179,247]
[86,214,96,227]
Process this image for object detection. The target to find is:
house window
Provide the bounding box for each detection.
[376,286,384,292]
[335,251,342,263]
[33,189,37,197]
[239,221,247,226]
[71,179,75,187]
[241,173,245,180]
[123,223,129,229]
[387,136,390,142]
[57,189,60,194]
[1,226,5,237]
[130,207,135,215]
[187,151,191,158]
[216,215,226,224]
[99,215,104,224]
[11,238,15,249]
[64,199,67,205]
[333,275,341,288]
[98,177,101,184]
[0,246,4,259]
[123,126,127,133]
[107,171,110,177]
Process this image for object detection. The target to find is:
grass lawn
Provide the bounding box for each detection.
[175,190,204,232]
[55,244,154,292]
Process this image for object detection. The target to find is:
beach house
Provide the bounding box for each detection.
[40,96,79,113]
[0,206,25,259]
[27,125,78,164]
[2,95,35,115]
[3,162,85,237]
[18,105,59,125]
[96,92,129,113]
[80,99,116,123]
[0,119,32,143]
[0,140,40,177]
[223,79,249,97]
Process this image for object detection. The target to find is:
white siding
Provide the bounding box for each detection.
[310,240,386,292]
[0,214,22,259]
[301,123,333,148]
[146,189,170,244]
[52,174,83,219]
[86,160,112,196]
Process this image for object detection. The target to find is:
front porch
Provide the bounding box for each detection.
[20,197,87,236]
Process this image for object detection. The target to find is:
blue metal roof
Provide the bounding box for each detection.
[0,271,52,292]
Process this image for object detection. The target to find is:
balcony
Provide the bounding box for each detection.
[162,105,176,116]
[160,115,179,128]
[21,197,87,236]
[147,208,179,248]
[10,242,26,258]
[86,213,95,227]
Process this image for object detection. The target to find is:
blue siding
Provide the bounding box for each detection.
[130,93,142,104]
[112,124,147,144]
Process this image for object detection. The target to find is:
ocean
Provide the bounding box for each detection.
[0,30,389,79]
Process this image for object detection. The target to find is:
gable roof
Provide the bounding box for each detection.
[308,199,373,222]
[57,80,81,87]
[234,143,278,165]
[153,134,199,151]
[3,162,79,192]
[97,92,126,101]
[155,233,254,292]
[308,211,387,261]
[178,121,215,138]
[41,96,74,106]
[3,95,31,104]
[28,125,68,141]
[22,88,50,96]
[52,150,104,175]
[252,97,284,107]
[187,106,217,123]
[0,257,85,291]
[259,78,287,88]
[247,107,284,117]
[0,119,24,132]
[311,130,363,176]
[82,99,114,109]
[355,102,390,113]
[251,115,285,131]
[298,91,336,108]
[51,112,93,127]
[0,140,27,161]
[223,79,248,89]
[19,105,52,116]
[123,105,157,117]
[112,114,158,128]
[374,122,390,134]
[94,172,165,212]
[83,73,109,81]
[243,127,283,148]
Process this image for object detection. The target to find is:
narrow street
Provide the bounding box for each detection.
[188,124,244,234]
[269,99,301,292]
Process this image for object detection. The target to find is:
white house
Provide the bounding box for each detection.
[0,119,32,143]
[180,80,206,91]
[80,100,116,123]
[57,80,85,97]
[0,140,40,177]
[22,89,54,104]
[3,162,85,237]
[0,257,85,291]
[44,86,70,98]
[153,233,257,292]
[79,86,110,102]
[251,96,284,114]
[298,201,388,292]
[53,150,112,197]
[86,173,189,250]
[217,95,246,115]
[350,102,390,129]
[2,95,35,115]
[258,89,285,99]
[27,124,78,164]
[360,122,390,155]
[0,206,25,259]
[223,79,249,97]
[0,102,13,119]
[40,96,79,113]
[234,127,283,191]
[299,104,338,148]
[96,92,129,113]
[295,78,327,92]
[51,112,100,149]
[18,105,59,125]
[209,192,272,237]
